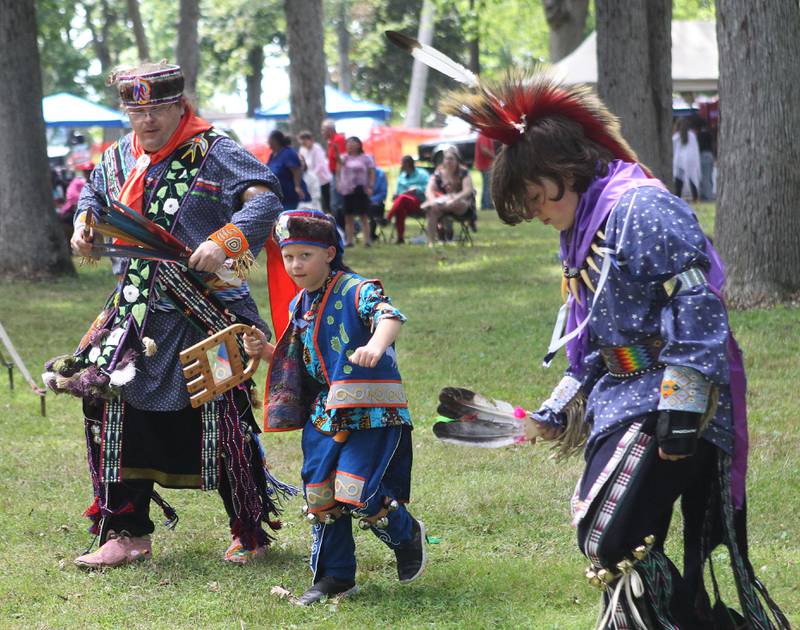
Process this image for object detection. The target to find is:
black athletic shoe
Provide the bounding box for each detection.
[395,518,426,583]
[295,576,358,606]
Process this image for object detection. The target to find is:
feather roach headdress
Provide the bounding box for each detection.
[385,30,643,167]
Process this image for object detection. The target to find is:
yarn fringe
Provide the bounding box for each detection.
[231,250,257,279]
[551,391,589,460]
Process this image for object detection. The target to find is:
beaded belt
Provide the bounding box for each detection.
[600,338,664,378]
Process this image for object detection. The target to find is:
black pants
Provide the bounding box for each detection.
[320,182,331,214]
[577,421,717,628]
[101,443,262,539]
[675,177,699,201]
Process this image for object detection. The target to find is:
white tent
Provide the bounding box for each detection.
[554,21,718,92]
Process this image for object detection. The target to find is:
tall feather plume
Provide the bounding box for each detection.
[385,30,479,88]
[384,32,646,171]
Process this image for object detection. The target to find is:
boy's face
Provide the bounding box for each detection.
[522,177,579,232]
[281,243,336,291]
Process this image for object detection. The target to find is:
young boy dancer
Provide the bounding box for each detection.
[245,209,425,605]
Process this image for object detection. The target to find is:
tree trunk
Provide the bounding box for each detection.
[284,0,326,139]
[596,0,672,185]
[404,0,435,128]
[467,0,480,74]
[544,0,589,62]
[176,0,200,102]
[246,45,264,118]
[126,0,149,62]
[714,0,800,306]
[0,0,73,278]
[336,0,351,93]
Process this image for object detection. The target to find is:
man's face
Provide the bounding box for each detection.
[127,102,184,152]
[321,124,333,140]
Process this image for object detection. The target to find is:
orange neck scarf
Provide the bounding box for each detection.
[118,109,212,214]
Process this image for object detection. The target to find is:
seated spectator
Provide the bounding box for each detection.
[368,167,388,240]
[386,155,430,244]
[422,145,475,245]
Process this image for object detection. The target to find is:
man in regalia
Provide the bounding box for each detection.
[47,62,295,568]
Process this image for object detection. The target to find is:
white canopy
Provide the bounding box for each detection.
[554,21,718,92]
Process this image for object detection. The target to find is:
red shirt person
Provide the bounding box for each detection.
[474,131,496,210]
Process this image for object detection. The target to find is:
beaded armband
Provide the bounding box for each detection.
[663,267,706,297]
[658,365,710,413]
[541,375,581,414]
[209,223,250,258]
[374,306,405,325]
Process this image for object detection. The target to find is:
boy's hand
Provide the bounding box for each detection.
[349,342,385,368]
[242,326,274,361]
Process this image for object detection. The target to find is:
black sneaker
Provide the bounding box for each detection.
[394,518,426,583]
[295,576,358,606]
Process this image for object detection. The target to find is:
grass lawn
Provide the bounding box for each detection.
[0,204,797,629]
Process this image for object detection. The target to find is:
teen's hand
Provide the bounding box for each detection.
[189,240,226,273]
[349,343,384,368]
[242,326,274,361]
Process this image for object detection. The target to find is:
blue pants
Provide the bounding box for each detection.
[301,421,414,583]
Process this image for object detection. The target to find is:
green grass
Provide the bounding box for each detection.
[0,204,798,628]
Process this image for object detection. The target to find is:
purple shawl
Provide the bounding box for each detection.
[560,159,748,508]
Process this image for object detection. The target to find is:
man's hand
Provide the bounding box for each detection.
[70,224,94,257]
[188,240,227,273]
[349,342,385,368]
[529,409,565,443]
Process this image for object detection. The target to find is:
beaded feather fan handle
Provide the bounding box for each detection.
[179,323,259,408]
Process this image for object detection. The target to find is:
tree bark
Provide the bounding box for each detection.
[284,0,326,139]
[467,0,480,74]
[544,0,589,62]
[336,0,351,93]
[176,0,200,102]
[126,0,149,62]
[0,0,73,278]
[596,0,672,185]
[246,45,264,118]
[404,0,435,128]
[714,0,800,306]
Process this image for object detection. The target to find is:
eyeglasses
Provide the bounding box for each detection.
[127,103,178,121]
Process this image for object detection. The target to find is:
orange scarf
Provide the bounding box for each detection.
[118,109,213,214]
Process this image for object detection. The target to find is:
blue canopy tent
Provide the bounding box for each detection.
[254,85,391,122]
[43,92,127,128]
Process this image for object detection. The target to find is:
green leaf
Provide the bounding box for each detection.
[175,182,189,196]
[171,160,182,170]
[157,187,167,199]
[131,303,147,326]
[129,274,141,287]
[140,265,150,280]
[166,171,176,180]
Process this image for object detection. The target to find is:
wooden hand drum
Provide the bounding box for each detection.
[179,323,260,408]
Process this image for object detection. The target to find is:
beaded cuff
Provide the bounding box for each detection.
[658,365,710,413]
[373,306,405,325]
[541,375,581,414]
[209,223,249,258]
[663,267,706,297]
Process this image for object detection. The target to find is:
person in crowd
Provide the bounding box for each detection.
[436,66,788,628]
[48,61,293,569]
[267,130,308,210]
[697,123,716,201]
[298,130,332,213]
[368,166,388,241]
[57,161,94,238]
[474,130,496,210]
[386,155,430,244]
[421,145,475,245]
[245,209,426,605]
[672,116,701,202]
[336,136,375,247]
[321,119,347,224]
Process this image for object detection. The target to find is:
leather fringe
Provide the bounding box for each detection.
[551,391,589,460]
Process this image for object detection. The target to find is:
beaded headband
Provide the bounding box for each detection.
[116,65,184,108]
[274,209,341,252]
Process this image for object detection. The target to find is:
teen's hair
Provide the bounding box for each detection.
[269,129,292,148]
[491,115,614,225]
[298,130,313,140]
[346,136,363,154]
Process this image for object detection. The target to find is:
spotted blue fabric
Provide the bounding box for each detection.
[567,186,733,454]
[293,278,411,432]
[76,132,284,411]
